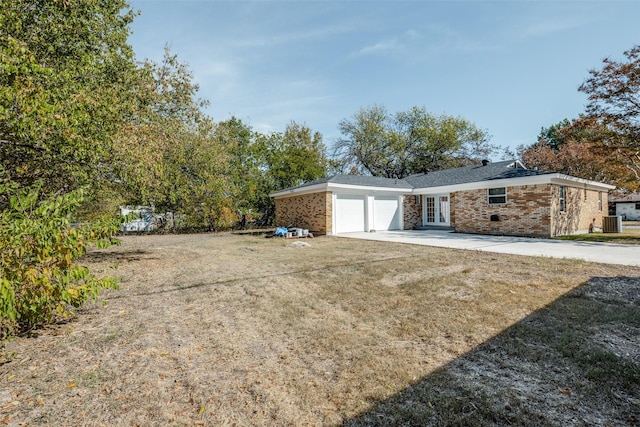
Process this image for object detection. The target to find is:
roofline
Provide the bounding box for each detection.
[412,173,615,194]
[270,182,329,198]
[270,172,615,198]
[270,182,410,198]
[552,173,616,190]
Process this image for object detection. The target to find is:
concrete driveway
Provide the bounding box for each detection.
[337,230,640,267]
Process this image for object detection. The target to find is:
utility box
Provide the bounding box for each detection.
[602,216,622,233]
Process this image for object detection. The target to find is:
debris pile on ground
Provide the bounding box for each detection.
[266,226,314,239]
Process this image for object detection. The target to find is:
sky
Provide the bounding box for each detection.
[128,0,640,157]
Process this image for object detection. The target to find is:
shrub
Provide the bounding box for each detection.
[0,184,120,341]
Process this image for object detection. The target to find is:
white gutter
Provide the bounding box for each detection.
[412,173,615,194]
[270,182,411,198]
[271,172,615,199]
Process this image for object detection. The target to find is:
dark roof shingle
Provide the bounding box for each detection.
[404,160,552,188]
[275,160,554,193]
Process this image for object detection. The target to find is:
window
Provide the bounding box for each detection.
[636,202,640,210]
[488,187,506,204]
[559,186,566,212]
[598,192,603,211]
[439,196,449,223]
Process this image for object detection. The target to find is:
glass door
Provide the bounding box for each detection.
[423,194,450,226]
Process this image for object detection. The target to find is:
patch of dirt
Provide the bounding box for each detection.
[1,233,639,426]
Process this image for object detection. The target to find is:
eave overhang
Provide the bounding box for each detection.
[270,182,410,198]
[270,173,615,199]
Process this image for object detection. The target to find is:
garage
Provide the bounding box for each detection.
[335,194,366,233]
[373,196,401,231]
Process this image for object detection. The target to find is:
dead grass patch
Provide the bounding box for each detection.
[1,233,639,426]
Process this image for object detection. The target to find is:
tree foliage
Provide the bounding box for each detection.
[0,0,139,194]
[520,45,640,190]
[264,122,327,190]
[579,45,640,186]
[0,0,331,340]
[0,0,138,340]
[520,117,620,185]
[112,49,234,230]
[0,182,120,340]
[580,45,640,146]
[334,105,496,178]
[222,119,328,226]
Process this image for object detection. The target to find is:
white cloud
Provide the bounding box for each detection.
[524,18,585,37]
[355,29,422,56]
[422,23,499,53]
[233,22,355,48]
[354,25,498,59]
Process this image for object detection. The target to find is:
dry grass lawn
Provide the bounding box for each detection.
[556,222,640,244]
[1,233,639,426]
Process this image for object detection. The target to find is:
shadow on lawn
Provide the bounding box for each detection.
[343,276,640,427]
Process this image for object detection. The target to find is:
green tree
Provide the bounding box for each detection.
[113,49,233,231]
[1,182,120,339]
[536,118,573,150]
[0,0,139,196]
[239,122,327,225]
[264,122,327,190]
[218,117,268,221]
[334,105,495,178]
[0,0,140,339]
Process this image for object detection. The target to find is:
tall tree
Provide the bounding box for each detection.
[520,45,640,191]
[578,44,640,185]
[0,0,138,338]
[0,0,139,196]
[217,120,327,226]
[334,105,495,178]
[520,116,635,189]
[520,118,611,183]
[264,122,327,190]
[113,49,233,230]
[218,117,268,218]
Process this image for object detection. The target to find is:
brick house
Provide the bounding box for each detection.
[270,160,615,238]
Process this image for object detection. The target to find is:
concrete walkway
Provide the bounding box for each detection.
[337,230,640,267]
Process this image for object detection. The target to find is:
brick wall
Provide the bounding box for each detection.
[550,186,607,236]
[453,185,553,237]
[403,194,422,229]
[274,192,332,235]
[453,184,608,237]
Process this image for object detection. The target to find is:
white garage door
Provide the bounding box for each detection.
[335,195,366,233]
[374,196,400,231]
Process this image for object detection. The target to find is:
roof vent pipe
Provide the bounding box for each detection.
[482,159,490,166]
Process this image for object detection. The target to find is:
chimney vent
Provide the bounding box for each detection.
[481,159,489,166]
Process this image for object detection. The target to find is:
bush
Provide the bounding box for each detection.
[0,184,120,341]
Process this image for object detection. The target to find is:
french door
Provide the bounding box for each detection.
[423,194,450,226]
